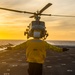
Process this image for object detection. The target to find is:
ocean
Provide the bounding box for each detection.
[0,40,75,51]
[0,40,25,46]
[47,40,75,47]
[0,40,25,51]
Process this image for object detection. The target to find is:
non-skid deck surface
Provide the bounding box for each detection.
[0,47,75,75]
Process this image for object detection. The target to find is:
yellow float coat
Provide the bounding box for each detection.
[13,39,63,63]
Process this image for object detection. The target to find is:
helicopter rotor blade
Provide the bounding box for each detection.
[0,7,75,18]
[39,14,51,16]
[40,14,75,17]
[0,7,35,14]
[51,15,75,17]
[29,15,34,18]
[39,3,52,14]
[29,3,52,18]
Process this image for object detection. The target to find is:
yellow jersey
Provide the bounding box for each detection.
[13,39,63,63]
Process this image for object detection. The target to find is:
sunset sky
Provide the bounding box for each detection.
[0,0,75,40]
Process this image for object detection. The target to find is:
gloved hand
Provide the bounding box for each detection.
[63,48,69,52]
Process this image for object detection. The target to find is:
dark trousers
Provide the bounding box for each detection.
[28,62,43,75]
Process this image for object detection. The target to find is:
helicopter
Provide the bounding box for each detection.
[0,3,75,40]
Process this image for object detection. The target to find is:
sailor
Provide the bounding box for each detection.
[12,30,69,75]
